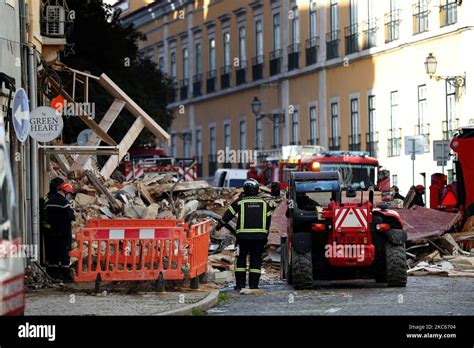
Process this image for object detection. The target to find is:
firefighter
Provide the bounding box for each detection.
[296,191,319,210]
[45,181,76,282]
[391,185,405,201]
[40,178,64,270]
[412,185,426,207]
[216,179,272,290]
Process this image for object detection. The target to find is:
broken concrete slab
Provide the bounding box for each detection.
[141,203,159,219]
[213,271,233,284]
[75,193,97,208]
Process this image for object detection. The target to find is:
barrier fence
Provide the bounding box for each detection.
[69,219,210,291]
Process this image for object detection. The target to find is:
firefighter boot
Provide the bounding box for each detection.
[249,270,261,289]
[234,270,246,290]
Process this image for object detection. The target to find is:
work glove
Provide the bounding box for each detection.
[216,220,224,231]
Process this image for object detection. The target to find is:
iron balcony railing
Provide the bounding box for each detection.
[363,19,378,50]
[384,10,401,43]
[193,74,202,97]
[269,49,282,76]
[348,134,361,151]
[288,43,300,71]
[220,65,231,89]
[387,128,402,157]
[345,24,359,55]
[206,69,216,93]
[440,1,458,27]
[179,78,189,100]
[326,30,340,60]
[307,138,320,146]
[329,136,341,150]
[365,131,379,158]
[252,55,264,81]
[236,60,247,85]
[442,119,459,141]
[305,36,319,66]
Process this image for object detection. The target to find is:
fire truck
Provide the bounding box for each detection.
[120,149,198,181]
[0,115,25,315]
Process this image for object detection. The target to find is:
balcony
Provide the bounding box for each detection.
[415,123,430,153]
[329,136,341,151]
[345,24,359,55]
[413,5,429,34]
[348,134,361,151]
[387,128,402,157]
[40,0,72,40]
[440,1,458,27]
[179,79,189,100]
[384,10,401,43]
[193,74,202,97]
[365,132,379,158]
[269,49,282,76]
[169,88,177,103]
[252,55,264,81]
[442,119,459,141]
[236,61,247,85]
[220,65,231,90]
[305,37,319,66]
[206,70,216,93]
[362,20,378,50]
[208,154,217,176]
[288,44,300,71]
[307,138,319,146]
[326,30,340,60]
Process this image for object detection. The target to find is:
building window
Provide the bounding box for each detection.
[417,85,430,152]
[221,32,231,89]
[385,0,400,43]
[363,0,377,49]
[392,174,398,187]
[388,91,401,157]
[158,56,164,72]
[273,13,281,51]
[349,98,360,151]
[309,106,318,145]
[440,0,458,27]
[223,32,231,67]
[239,26,246,68]
[256,19,263,58]
[327,0,340,60]
[413,0,429,34]
[183,133,191,158]
[209,38,216,71]
[291,110,299,145]
[367,95,378,157]
[273,122,281,148]
[224,123,231,150]
[182,48,189,80]
[330,102,340,150]
[195,43,201,75]
[444,82,457,140]
[291,6,299,45]
[171,134,177,158]
[180,48,189,100]
[345,0,359,54]
[196,129,203,176]
[209,126,217,174]
[256,118,263,150]
[288,7,300,71]
[170,51,177,80]
[309,1,317,38]
[239,121,246,151]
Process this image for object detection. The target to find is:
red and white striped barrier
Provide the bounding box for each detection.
[178,166,197,181]
[95,228,173,240]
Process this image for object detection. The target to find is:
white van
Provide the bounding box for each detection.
[0,115,24,315]
[212,169,249,188]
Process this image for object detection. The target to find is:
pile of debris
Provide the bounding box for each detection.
[406,215,474,277]
[24,263,58,291]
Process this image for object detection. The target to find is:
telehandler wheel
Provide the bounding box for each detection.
[292,251,313,290]
[280,240,287,280]
[385,241,407,287]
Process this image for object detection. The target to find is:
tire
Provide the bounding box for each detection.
[385,242,407,287]
[292,251,313,290]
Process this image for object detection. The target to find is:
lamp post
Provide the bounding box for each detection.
[251,96,285,125]
[424,53,466,88]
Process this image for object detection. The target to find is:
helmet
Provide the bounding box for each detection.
[243,178,259,196]
[49,177,65,194]
[58,182,75,194]
[416,185,425,191]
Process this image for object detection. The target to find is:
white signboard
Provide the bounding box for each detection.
[404,136,424,156]
[433,140,451,162]
[29,106,64,142]
[12,88,30,142]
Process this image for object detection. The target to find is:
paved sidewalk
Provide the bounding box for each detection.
[25,287,218,316]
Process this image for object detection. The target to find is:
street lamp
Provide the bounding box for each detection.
[251,96,285,125]
[424,53,466,88]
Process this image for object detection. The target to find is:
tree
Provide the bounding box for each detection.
[60,0,174,147]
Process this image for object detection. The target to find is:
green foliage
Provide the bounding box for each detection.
[61,0,174,146]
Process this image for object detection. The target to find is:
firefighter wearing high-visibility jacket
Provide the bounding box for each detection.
[217,179,272,290]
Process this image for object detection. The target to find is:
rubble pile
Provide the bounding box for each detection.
[24,263,58,290]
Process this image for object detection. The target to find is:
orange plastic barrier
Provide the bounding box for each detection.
[69,219,210,290]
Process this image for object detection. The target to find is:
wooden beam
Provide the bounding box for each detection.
[47,76,118,146]
[97,74,170,144]
[100,117,145,179]
[71,99,126,170]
